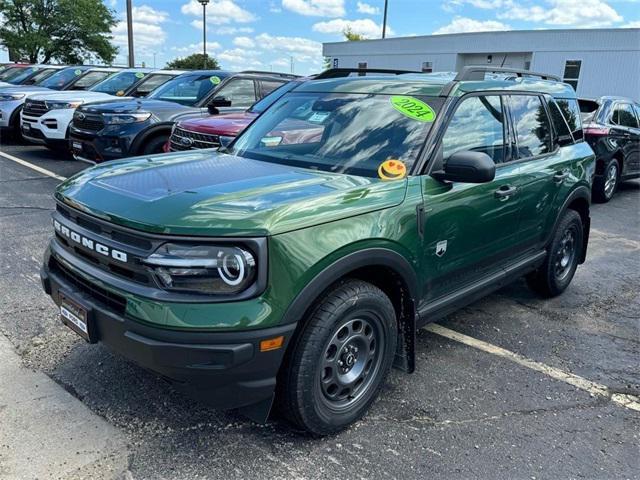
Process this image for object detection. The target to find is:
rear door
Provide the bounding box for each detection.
[509,94,573,249]
[610,102,640,176]
[420,93,522,301]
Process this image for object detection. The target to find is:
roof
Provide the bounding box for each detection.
[294,72,577,99]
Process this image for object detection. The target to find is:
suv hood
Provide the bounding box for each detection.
[30,91,117,102]
[55,151,407,236]
[78,98,192,115]
[179,112,257,136]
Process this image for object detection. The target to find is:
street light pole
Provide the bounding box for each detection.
[198,0,209,69]
[382,0,389,39]
[126,0,134,67]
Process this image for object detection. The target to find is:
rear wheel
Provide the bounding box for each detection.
[277,279,397,436]
[593,158,619,203]
[527,209,583,297]
[140,135,167,155]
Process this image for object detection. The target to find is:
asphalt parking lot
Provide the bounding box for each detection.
[0,138,638,480]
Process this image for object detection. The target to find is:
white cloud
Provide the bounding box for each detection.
[312,18,391,37]
[499,0,623,27]
[282,0,345,17]
[211,26,255,35]
[255,33,323,57]
[218,48,261,65]
[356,1,380,14]
[623,20,640,27]
[233,36,256,48]
[172,41,222,53]
[433,16,511,34]
[111,5,169,55]
[181,0,256,24]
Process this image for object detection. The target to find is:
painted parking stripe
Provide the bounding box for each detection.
[0,150,67,182]
[425,323,640,412]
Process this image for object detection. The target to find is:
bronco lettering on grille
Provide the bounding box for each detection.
[53,219,128,263]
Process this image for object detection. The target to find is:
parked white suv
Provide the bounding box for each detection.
[21,69,183,150]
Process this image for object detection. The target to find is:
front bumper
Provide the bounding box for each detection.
[22,108,74,143]
[68,122,146,162]
[41,247,296,411]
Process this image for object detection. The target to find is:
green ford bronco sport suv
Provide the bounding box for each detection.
[41,67,595,435]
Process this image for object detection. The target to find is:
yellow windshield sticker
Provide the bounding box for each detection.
[74,69,83,76]
[390,96,436,122]
[210,76,221,85]
[378,159,407,181]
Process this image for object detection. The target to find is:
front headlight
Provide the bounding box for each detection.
[45,100,83,110]
[103,112,151,124]
[144,243,257,295]
[0,93,25,101]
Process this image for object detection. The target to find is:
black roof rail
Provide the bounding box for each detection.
[455,66,561,82]
[239,70,299,79]
[315,68,420,79]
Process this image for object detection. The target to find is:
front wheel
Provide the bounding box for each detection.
[593,158,619,203]
[527,209,583,297]
[140,136,168,155]
[277,279,397,435]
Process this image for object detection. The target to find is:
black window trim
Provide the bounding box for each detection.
[610,101,639,129]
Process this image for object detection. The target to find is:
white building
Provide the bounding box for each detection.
[323,28,640,101]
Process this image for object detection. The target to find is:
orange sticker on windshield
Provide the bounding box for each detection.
[378,159,407,181]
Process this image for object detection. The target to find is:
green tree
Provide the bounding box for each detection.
[343,27,365,41]
[166,53,220,70]
[0,0,118,64]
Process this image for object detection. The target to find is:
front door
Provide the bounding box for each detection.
[610,102,640,177]
[420,94,522,302]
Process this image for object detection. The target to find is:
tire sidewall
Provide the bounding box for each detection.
[545,210,583,295]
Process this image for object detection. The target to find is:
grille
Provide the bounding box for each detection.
[73,113,104,132]
[169,126,220,151]
[50,256,127,315]
[23,100,48,118]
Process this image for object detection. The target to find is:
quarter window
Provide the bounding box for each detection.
[612,103,639,128]
[563,60,582,91]
[554,98,583,142]
[441,95,506,164]
[509,95,552,158]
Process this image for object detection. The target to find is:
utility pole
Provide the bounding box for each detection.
[290,56,294,74]
[126,0,134,67]
[199,0,209,69]
[382,0,389,39]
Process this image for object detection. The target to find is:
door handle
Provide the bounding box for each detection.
[494,185,518,199]
[553,171,570,183]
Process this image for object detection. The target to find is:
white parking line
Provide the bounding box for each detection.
[425,323,640,412]
[0,150,67,182]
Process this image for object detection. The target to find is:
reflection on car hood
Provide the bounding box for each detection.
[77,98,193,115]
[28,91,118,102]
[178,112,258,136]
[55,150,407,236]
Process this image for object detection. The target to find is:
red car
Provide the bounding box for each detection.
[165,80,300,152]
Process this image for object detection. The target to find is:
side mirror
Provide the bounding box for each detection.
[431,151,496,183]
[209,96,232,108]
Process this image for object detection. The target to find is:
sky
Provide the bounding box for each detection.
[3,0,640,74]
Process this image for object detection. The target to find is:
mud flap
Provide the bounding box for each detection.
[238,394,274,424]
[393,312,416,373]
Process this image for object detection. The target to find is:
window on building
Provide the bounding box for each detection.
[524,61,531,71]
[563,60,582,91]
[358,62,368,69]
[422,61,433,73]
[509,95,552,158]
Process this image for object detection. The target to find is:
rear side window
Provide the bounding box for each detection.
[612,103,639,128]
[509,95,552,158]
[261,80,285,96]
[441,95,506,164]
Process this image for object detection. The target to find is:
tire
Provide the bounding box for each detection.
[140,135,168,155]
[527,209,583,298]
[277,279,397,436]
[593,158,620,203]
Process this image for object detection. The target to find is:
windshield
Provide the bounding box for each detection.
[91,71,146,95]
[39,68,87,89]
[147,73,226,106]
[28,68,58,85]
[249,81,300,114]
[128,73,175,97]
[5,66,41,84]
[230,92,443,177]
[0,66,26,81]
[69,70,113,90]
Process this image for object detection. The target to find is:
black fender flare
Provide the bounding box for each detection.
[547,185,591,263]
[130,122,174,155]
[280,247,419,373]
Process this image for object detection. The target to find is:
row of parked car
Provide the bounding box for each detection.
[0,62,638,203]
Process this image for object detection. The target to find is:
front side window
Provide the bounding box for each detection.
[230,92,443,177]
[148,74,226,106]
[212,79,257,108]
[509,95,552,158]
[129,73,174,97]
[71,71,112,90]
[91,71,146,95]
[441,95,505,164]
[612,103,639,128]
